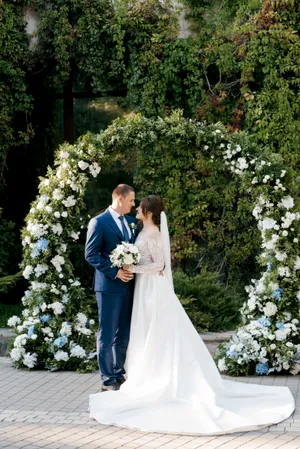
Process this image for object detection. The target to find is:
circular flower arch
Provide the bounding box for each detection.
[7,111,300,375]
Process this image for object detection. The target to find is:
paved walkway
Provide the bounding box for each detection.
[1,336,300,449]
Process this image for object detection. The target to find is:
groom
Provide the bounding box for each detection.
[85,184,138,391]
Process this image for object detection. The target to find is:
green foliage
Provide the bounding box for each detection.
[0,272,23,295]
[0,302,23,328]
[240,2,300,165]
[102,111,261,286]
[0,210,19,277]
[173,271,243,332]
[0,1,33,185]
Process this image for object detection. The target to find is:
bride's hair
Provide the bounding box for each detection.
[140,195,164,225]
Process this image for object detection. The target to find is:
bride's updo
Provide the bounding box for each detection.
[140,195,164,226]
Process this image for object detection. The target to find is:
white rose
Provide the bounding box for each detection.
[23,352,37,369]
[275,251,287,262]
[217,358,227,372]
[54,350,69,362]
[78,161,89,170]
[70,345,86,358]
[275,330,287,341]
[51,223,63,235]
[294,257,300,270]
[278,196,294,210]
[23,265,34,279]
[53,189,63,201]
[263,302,278,317]
[60,151,69,159]
[89,162,101,177]
[7,316,21,327]
[62,196,76,208]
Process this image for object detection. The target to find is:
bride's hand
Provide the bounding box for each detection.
[123,264,133,272]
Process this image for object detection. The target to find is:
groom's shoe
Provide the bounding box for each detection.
[116,377,126,387]
[100,383,119,392]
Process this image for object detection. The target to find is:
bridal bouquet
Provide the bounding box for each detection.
[110,242,141,268]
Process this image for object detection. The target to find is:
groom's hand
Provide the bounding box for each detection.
[116,268,133,282]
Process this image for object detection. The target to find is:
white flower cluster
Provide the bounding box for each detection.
[70,344,86,358]
[54,350,69,362]
[75,313,92,336]
[9,139,104,370]
[27,221,48,238]
[48,302,64,316]
[110,242,141,268]
[50,255,65,272]
[78,160,101,177]
[217,142,300,375]
[222,144,251,176]
[60,322,72,337]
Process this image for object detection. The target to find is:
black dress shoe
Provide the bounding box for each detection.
[100,383,119,392]
[116,377,126,387]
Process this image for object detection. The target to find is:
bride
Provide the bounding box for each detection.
[89,195,294,435]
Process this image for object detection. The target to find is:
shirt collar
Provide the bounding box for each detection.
[109,206,123,221]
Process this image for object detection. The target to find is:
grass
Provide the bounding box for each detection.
[0,303,23,328]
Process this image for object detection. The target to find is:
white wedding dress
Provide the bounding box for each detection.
[89,226,294,435]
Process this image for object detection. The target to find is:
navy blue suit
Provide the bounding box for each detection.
[85,208,138,386]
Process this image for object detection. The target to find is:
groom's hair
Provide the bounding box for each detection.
[112,184,135,199]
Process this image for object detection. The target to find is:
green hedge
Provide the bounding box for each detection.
[173,271,243,332]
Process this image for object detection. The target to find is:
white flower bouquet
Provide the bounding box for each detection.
[110,242,141,268]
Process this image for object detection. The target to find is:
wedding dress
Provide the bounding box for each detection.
[89,224,294,435]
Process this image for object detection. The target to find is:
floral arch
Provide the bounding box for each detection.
[8,111,300,375]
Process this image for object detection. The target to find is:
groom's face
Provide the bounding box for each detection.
[120,191,135,215]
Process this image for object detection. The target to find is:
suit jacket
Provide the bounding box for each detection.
[85,208,138,293]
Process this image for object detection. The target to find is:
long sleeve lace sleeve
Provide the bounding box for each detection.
[131,231,164,274]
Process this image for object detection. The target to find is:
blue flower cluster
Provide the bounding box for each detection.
[53,336,68,348]
[271,288,283,301]
[28,325,35,337]
[25,290,31,297]
[40,194,49,204]
[226,349,239,359]
[276,322,285,330]
[256,362,269,375]
[40,314,51,324]
[257,316,271,327]
[32,238,49,258]
[266,261,272,271]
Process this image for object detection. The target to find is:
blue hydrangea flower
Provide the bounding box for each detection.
[271,288,283,301]
[28,325,35,337]
[31,238,49,258]
[226,350,238,359]
[266,261,272,271]
[40,314,51,324]
[276,322,285,330]
[257,316,271,327]
[40,195,49,204]
[53,336,68,348]
[256,362,269,375]
[25,290,31,297]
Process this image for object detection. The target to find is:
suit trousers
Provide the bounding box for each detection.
[96,287,133,386]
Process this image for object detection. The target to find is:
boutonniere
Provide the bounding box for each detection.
[129,223,138,235]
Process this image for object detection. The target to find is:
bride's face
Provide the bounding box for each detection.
[136,204,147,221]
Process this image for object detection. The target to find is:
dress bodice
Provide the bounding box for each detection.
[131,228,164,274]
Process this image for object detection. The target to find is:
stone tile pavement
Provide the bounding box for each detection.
[1,351,300,448]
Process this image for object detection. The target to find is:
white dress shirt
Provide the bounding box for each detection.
[109,206,132,239]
